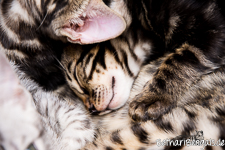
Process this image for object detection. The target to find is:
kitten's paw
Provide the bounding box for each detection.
[129,92,174,122]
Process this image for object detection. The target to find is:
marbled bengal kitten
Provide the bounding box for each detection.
[68,0,225,123]
[61,0,225,149]
[0,0,126,149]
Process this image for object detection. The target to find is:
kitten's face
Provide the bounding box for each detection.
[61,43,140,114]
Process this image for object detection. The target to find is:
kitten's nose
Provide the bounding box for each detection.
[91,81,114,111]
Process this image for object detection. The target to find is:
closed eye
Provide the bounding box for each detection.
[72,65,89,95]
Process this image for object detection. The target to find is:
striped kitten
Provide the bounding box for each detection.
[62,0,225,122]
[61,0,225,149]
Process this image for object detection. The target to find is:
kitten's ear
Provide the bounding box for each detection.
[64,0,126,44]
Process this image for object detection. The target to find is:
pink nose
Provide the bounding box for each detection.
[92,98,109,112]
[91,87,113,111]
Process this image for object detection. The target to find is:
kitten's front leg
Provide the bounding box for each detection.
[129,43,218,122]
[129,81,175,121]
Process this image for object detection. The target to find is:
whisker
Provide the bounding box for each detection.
[54,56,66,71]
[37,11,48,30]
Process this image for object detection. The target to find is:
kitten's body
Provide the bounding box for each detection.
[62,0,225,149]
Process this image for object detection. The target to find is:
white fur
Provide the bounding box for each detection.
[7,62,96,150]
[10,0,35,24]
[0,51,44,150]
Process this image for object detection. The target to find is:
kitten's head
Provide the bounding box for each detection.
[61,42,143,114]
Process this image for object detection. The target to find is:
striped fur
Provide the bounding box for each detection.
[63,0,225,120]
[63,0,225,119]
[0,0,102,149]
[14,73,95,150]
[2,0,225,150]
[0,0,127,149]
